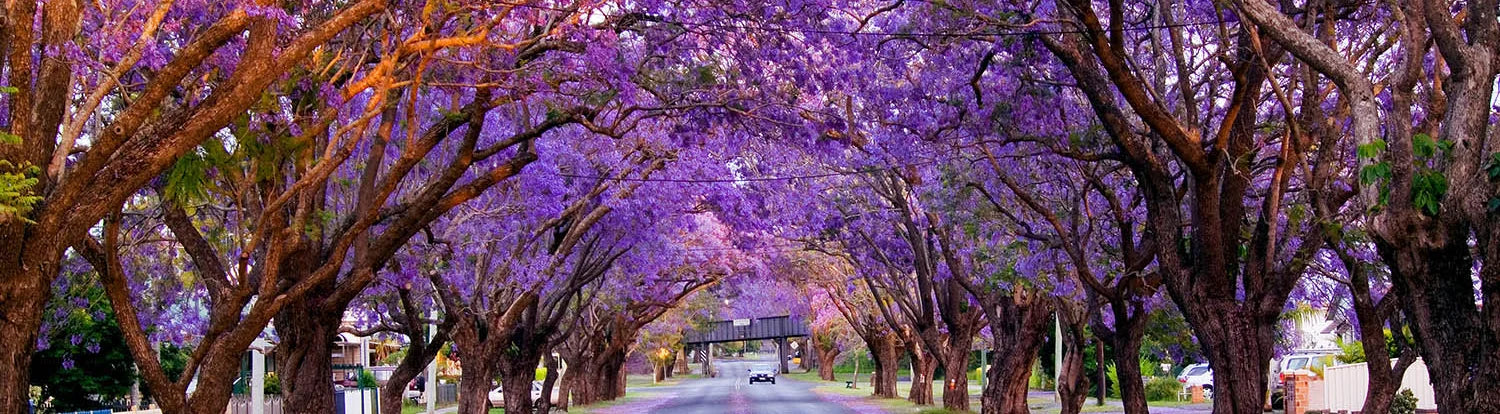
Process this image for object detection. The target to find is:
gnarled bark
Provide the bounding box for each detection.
[905,348,937,406]
[976,292,1052,414]
[1056,303,1091,414]
[816,342,841,381]
[867,332,901,398]
[276,302,342,414]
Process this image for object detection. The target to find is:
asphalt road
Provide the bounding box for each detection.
[640,357,859,414]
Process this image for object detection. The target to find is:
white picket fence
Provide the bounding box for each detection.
[1322,358,1437,412]
[226,396,284,414]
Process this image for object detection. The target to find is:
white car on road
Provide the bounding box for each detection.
[1178,363,1213,399]
[488,381,559,407]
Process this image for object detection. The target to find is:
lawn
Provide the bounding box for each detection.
[788,370,1209,414]
[399,402,460,414]
[398,395,651,414]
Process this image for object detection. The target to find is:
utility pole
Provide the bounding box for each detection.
[251,345,265,414]
[249,338,272,414]
[426,309,438,414]
[980,349,987,388]
[1054,313,1062,403]
[1096,337,1106,405]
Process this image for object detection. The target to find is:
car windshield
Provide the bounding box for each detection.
[1186,367,1210,376]
[1287,358,1308,370]
[752,364,775,372]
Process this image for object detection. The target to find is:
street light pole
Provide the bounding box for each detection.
[980,349,987,389]
[1054,313,1062,403]
[251,345,265,414]
[426,309,438,414]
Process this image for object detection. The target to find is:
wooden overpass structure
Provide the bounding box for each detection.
[684,315,810,374]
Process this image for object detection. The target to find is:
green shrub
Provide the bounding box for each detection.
[1390,389,1417,414]
[357,370,379,389]
[1105,363,1120,398]
[1145,377,1182,401]
[264,373,282,395]
[1139,360,1160,377]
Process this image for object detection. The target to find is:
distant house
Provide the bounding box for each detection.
[1288,306,1354,351]
[332,317,403,382]
[234,317,405,389]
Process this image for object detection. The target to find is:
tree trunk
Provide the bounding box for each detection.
[611,355,627,398]
[1184,302,1278,414]
[1057,303,1091,414]
[1057,331,1090,414]
[675,348,691,376]
[499,345,544,414]
[561,360,593,407]
[275,302,342,414]
[798,338,813,372]
[176,353,238,414]
[589,348,628,403]
[1111,335,1148,414]
[537,352,559,413]
[568,348,626,406]
[940,342,973,411]
[455,351,495,414]
[555,353,581,411]
[979,294,1051,414]
[1381,237,1500,414]
[817,345,840,381]
[1348,255,1412,414]
[980,350,1036,414]
[0,280,46,414]
[1095,337,1106,406]
[906,350,937,405]
[379,338,444,414]
[1357,337,1405,414]
[869,334,900,398]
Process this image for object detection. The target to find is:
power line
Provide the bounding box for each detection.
[495,1,1224,39]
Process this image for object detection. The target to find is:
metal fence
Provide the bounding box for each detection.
[226,395,284,414]
[435,383,459,405]
[1323,358,1437,412]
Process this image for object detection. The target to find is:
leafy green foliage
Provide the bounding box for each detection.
[1356,139,1387,159]
[383,348,409,365]
[358,369,380,388]
[0,160,42,223]
[1105,363,1120,398]
[1411,134,1438,158]
[1144,377,1182,401]
[139,345,191,402]
[30,279,137,411]
[1357,135,1459,215]
[1359,162,1391,186]
[1412,171,1448,216]
[1390,389,1417,414]
[265,372,283,395]
[163,152,214,204]
[1486,153,1500,180]
[1335,337,1366,364]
